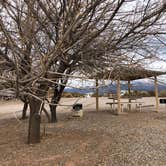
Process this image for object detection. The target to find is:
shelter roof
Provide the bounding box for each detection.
[90,66,166,81]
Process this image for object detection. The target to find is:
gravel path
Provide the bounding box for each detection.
[0,97,166,166]
[0,111,166,165]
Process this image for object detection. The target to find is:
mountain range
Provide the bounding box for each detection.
[64,80,166,95]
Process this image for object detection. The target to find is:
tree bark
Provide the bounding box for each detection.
[50,81,67,123]
[42,107,51,122]
[21,102,28,119]
[28,97,42,144]
[49,61,69,122]
[50,105,57,123]
[50,86,58,123]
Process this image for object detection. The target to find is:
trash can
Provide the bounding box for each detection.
[72,103,83,117]
[160,99,166,104]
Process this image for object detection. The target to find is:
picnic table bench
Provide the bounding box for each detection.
[106,101,144,112]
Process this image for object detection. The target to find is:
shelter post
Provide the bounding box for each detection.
[96,78,99,111]
[128,80,131,111]
[117,78,121,114]
[154,76,159,112]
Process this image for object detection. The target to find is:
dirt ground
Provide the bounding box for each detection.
[0,97,166,166]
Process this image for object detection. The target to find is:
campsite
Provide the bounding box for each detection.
[1,97,166,165]
[0,0,166,165]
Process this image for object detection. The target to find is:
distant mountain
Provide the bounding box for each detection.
[64,87,96,94]
[64,80,166,95]
[131,81,166,91]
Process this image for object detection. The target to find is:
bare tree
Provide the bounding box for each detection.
[0,0,165,143]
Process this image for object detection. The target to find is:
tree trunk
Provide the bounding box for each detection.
[28,97,42,144]
[49,61,69,123]
[50,104,58,123]
[50,84,66,123]
[21,102,28,119]
[50,86,58,123]
[42,107,51,122]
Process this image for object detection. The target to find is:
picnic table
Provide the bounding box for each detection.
[106,101,144,112]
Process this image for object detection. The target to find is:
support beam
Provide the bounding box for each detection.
[117,78,121,114]
[128,80,131,111]
[154,76,159,112]
[96,78,99,111]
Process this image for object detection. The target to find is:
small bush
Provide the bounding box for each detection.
[62,92,84,98]
[159,90,166,97]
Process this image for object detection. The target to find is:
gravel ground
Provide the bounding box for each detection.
[0,97,166,166]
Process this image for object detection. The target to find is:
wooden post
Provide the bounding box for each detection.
[96,78,99,111]
[117,78,121,114]
[128,80,131,111]
[154,76,159,112]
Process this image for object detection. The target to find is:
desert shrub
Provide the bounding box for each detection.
[122,91,154,97]
[91,93,102,97]
[62,92,84,98]
[159,90,166,97]
[147,91,155,96]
